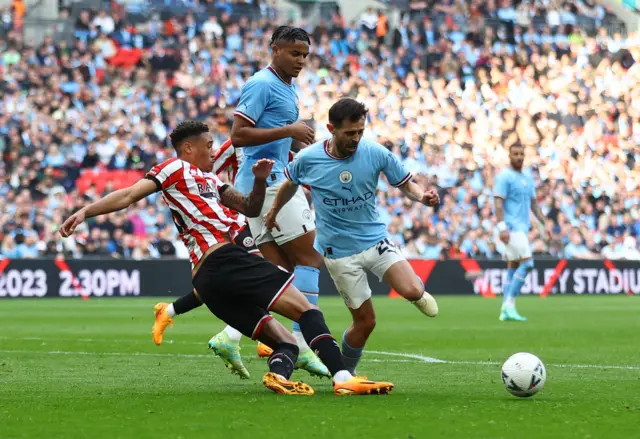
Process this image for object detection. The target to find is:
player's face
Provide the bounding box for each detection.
[509,146,525,171]
[187,132,214,172]
[272,40,310,78]
[330,117,366,157]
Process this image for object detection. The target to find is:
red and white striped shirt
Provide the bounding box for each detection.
[212,139,239,183]
[146,158,245,267]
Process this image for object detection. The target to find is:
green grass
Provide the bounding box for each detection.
[1,296,639,439]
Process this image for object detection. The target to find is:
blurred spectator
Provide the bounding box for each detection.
[0,3,638,261]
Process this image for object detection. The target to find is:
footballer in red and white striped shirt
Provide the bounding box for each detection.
[60,121,274,269]
[59,120,394,396]
[146,156,246,267]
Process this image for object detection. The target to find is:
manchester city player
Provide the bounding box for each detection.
[208,26,328,377]
[494,144,546,321]
[264,98,440,375]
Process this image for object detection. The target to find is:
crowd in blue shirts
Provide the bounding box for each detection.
[0,1,638,260]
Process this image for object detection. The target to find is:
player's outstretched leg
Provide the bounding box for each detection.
[270,285,394,396]
[153,290,203,345]
[502,259,533,321]
[256,320,315,395]
[382,261,438,317]
[279,235,330,378]
[208,325,250,379]
[289,266,330,378]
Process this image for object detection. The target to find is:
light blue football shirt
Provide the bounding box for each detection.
[285,138,412,258]
[234,66,299,194]
[494,167,536,233]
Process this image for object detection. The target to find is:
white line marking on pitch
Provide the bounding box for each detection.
[0,335,204,345]
[369,351,640,371]
[0,349,412,363]
[2,337,639,371]
[367,350,446,363]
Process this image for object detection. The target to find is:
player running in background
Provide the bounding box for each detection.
[264,98,439,375]
[222,25,329,377]
[60,121,394,396]
[494,144,546,322]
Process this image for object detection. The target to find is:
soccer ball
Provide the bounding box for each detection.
[501,352,546,398]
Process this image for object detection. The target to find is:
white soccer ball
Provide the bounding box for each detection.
[501,352,546,398]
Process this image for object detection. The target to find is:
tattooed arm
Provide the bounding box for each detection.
[219,180,267,218]
[218,159,273,217]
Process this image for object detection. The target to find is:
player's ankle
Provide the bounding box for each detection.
[332,370,353,384]
[293,330,310,351]
[223,326,243,342]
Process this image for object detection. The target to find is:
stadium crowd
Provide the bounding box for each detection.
[0,0,639,261]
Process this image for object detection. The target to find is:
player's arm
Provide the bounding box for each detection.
[530,199,545,224]
[231,117,315,147]
[398,177,439,206]
[218,159,274,217]
[219,183,266,218]
[231,116,293,147]
[381,146,439,206]
[493,172,510,241]
[530,198,546,236]
[59,179,157,237]
[494,196,510,244]
[494,196,506,225]
[231,79,314,147]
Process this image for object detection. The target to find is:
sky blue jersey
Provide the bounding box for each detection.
[233,66,299,194]
[494,167,536,233]
[285,138,412,258]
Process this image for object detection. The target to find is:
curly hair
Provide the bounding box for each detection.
[169,121,209,151]
[270,26,311,45]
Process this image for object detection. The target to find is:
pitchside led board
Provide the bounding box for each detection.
[0,258,638,299]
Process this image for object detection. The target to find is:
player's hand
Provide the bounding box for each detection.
[421,189,440,207]
[499,230,510,244]
[59,209,86,237]
[288,121,315,145]
[263,208,280,232]
[252,159,275,181]
[536,220,546,238]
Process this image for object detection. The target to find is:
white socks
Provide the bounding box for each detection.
[333,370,354,384]
[166,303,176,317]
[293,331,310,351]
[223,326,243,342]
[412,292,439,317]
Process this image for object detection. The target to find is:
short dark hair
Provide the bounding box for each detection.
[169,121,209,151]
[270,26,311,45]
[328,98,369,128]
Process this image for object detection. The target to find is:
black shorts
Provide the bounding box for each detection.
[232,226,259,254]
[192,244,294,339]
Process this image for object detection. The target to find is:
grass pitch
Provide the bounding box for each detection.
[1,296,639,439]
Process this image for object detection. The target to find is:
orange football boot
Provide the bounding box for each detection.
[152,302,174,345]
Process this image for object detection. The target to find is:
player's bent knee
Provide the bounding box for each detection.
[269,285,313,322]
